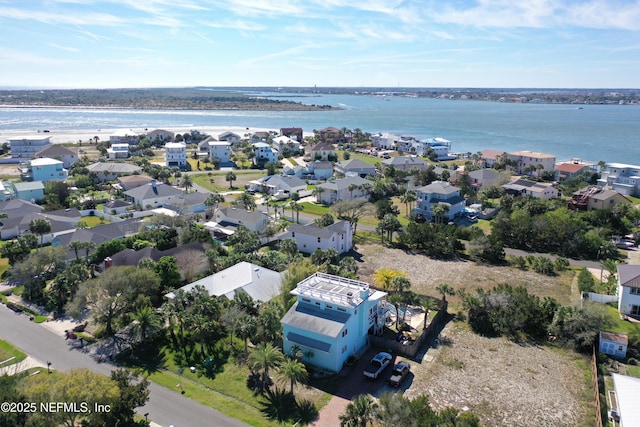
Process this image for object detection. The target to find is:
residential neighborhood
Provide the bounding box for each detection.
[1,123,639,427]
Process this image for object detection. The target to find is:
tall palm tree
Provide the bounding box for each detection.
[205,192,225,218]
[69,241,83,261]
[237,191,257,211]
[339,394,378,427]
[435,283,455,303]
[236,314,257,357]
[182,175,193,193]
[278,359,308,394]
[130,306,162,343]
[421,297,439,330]
[29,218,51,247]
[293,203,304,224]
[400,189,417,217]
[225,171,237,189]
[248,342,285,391]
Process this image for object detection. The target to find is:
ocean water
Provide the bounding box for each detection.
[1,93,639,163]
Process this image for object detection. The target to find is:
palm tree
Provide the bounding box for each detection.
[182,175,193,193]
[69,241,83,261]
[421,297,438,330]
[130,306,162,342]
[205,192,225,218]
[248,342,285,391]
[237,191,257,211]
[390,275,411,294]
[293,203,304,224]
[225,171,237,189]
[432,203,450,224]
[376,214,402,243]
[236,314,257,357]
[348,183,358,198]
[400,189,417,217]
[278,359,308,394]
[435,283,455,303]
[312,186,326,204]
[29,218,51,247]
[339,394,378,427]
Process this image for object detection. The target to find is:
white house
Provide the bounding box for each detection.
[272,136,301,153]
[502,178,558,200]
[611,374,640,426]
[413,181,466,221]
[280,221,353,254]
[199,138,232,163]
[8,135,51,158]
[599,331,628,359]
[507,150,556,176]
[381,156,428,172]
[253,175,306,197]
[107,143,130,160]
[164,142,187,168]
[598,162,640,197]
[213,207,269,233]
[281,273,387,373]
[110,129,139,144]
[146,129,175,142]
[371,132,399,150]
[308,161,334,180]
[618,264,640,317]
[166,261,283,303]
[218,131,241,143]
[123,181,183,208]
[334,159,377,177]
[253,142,279,165]
[316,176,371,205]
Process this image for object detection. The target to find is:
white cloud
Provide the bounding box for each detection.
[0,7,125,26]
[48,43,81,53]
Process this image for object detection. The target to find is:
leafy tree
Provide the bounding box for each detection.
[89,369,150,427]
[91,239,126,264]
[315,213,335,227]
[0,375,28,427]
[549,301,613,352]
[373,268,407,291]
[29,218,51,247]
[11,246,67,303]
[577,267,597,293]
[331,198,371,234]
[227,225,261,254]
[154,255,182,293]
[67,266,161,336]
[1,235,37,264]
[467,235,505,264]
[375,198,400,220]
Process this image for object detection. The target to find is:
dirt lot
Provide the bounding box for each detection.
[356,244,577,307]
[355,244,591,427]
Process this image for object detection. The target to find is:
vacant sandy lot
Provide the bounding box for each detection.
[356,244,576,306]
[355,244,590,426]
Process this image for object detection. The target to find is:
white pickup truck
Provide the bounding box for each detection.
[363,352,392,379]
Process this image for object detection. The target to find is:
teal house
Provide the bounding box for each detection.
[11,181,45,202]
[281,273,387,373]
[19,158,68,182]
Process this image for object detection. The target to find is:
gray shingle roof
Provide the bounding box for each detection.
[286,221,347,239]
[35,145,77,157]
[418,180,460,195]
[618,264,640,289]
[318,176,371,191]
[218,207,268,223]
[124,182,183,199]
[281,301,349,338]
[87,162,143,174]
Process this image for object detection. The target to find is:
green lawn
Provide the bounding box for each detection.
[0,257,9,278]
[605,304,640,335]
[336,150,382,166]
[0,339,27,365]
[81,215,109,228]
[192,171,268,193]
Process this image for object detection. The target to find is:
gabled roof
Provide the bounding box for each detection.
[13,181,45,192]
[56,218,140,249]
[312,160,333,169]
[556,163,589,173]
[124,182,183,199]
[167,261,283,302]
[590,189,628,202]
[263,174,306,188]
[286,221,347,239]
[218,207,268,223]
[481,149,505,160]
[87,162,142,174]
[612,373,640,427]
[0,199,43,215]
[510,150,555,159]
[382,156,427,167]
[42,207,81,219]
[310,142,334,151]
[600,331,628,345]
[503,179,555,194]
[281,301,349,338]
[418,180,460,195]
[105,199,133,208]
[618,264,640,289]
[318,176,371,191]
[110,241,206,267]
[35,145,77,157]
[30,157,62,166]
[336,159,374,170]
[468,169,502,182]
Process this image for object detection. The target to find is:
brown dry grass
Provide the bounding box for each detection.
[356,244,577,308]
[354,243,592,427]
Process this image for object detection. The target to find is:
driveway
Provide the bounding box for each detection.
[310,346,413,426]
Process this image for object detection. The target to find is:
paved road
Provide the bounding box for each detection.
[0,307,248,427]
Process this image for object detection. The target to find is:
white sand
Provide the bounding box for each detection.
[0,126,280,145]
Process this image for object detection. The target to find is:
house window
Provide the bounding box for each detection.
[302,298,311,303]
[292,232,295,238]
[631,288,640,295]
[342,345,347,354]
[326,304,333,309]
[632,305,640,316]
[342,329,348,337]
[618,345,624,351]
[317,237,321,243]
[337,307,346,312]
[315,301,321,306]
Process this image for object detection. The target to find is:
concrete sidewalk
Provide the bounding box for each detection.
[0,355,47,376]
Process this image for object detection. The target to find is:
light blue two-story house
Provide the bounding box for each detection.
[413,180,466,222]
[281,273,387,373]
[19,158,68,182]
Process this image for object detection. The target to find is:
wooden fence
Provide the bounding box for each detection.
[369,301,448,358]
[592,346,603,427]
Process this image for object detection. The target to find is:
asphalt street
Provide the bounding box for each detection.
[0,307,248,427]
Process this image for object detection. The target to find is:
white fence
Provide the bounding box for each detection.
[586,292,618,304]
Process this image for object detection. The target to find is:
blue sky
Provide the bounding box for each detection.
[1,0,639,89]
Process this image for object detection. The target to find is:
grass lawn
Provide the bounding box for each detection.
[0,257,9,278]
[299,202,330,216]
[604,304,640,335]
[0,339,27,365]
[335,150,382,166]
[192,171,268,193]
[81,215,110,228]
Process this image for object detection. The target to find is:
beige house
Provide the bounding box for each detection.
[507,150,556,176]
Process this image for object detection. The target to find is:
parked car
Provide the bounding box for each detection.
[363,351,392,379]
[387,361,410,387]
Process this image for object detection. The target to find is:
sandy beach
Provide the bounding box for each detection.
[1,126,283,145]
